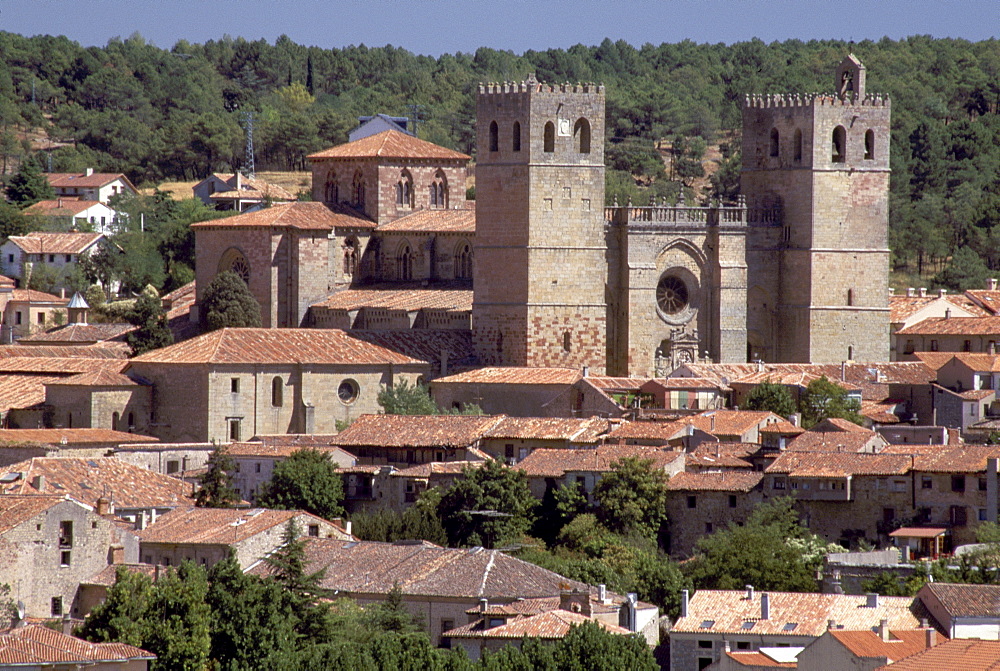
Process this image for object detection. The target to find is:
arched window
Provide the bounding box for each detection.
[832,126,846,163]
[112,412,119,431]
[455,241,472,279]
[127,412,134,430]
[563,331,572,352]
[864,129,874,160]
[847,288,854,306]
[271,376,283,407]
[218,248,251,285]
[395,170,413,209]
[793,129,803,162]
[396,243,413,281]
[489,121,499,152]
[574,118,591,154]
[324,176,339,204]
[512,121,521,152]
[430,170,448,209]
[543,121,555,153]
[352,170,366,207]
[343,238,358,277]
[769,128,780,157]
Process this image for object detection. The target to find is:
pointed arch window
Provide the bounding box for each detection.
[219,248,251,285]
[396,243,413,281]
[864,129,875,160]
[769,128,780,157]
[543,121,555,153]
[512,121,521,152]
[793,129,803,162]
[430,170,449,209]
[324,175,339,204]
[343,237,358,277]
[455,241,472,279]
[395,170,413,209]
[832,126,846,163]
[352,171,366,207]
[574,118,591,154]
[489,121,499,152]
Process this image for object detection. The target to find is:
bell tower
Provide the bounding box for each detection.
[743,55,890,363]
[473,76,608,373]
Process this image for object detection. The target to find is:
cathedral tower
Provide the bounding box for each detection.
[743,55,890,363]
[473,77,608,373]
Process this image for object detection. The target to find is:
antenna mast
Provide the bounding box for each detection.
[241,111,256,178]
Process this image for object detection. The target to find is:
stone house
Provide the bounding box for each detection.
[795,626,938,671]
[0,429,158,469]
[429,367,586,416]
[226,437,355,503]
[332,413,502,466]
[0,624,154,670]
[871,638,1000,671]
[670,588,929,671]
[113,442,217,478]
[783,421,889,454]
[665,471,766,557]
[1,288,69,342]
[916,583,1000,640]
[21,198,119,234]
[136,507,352,569]
[124,328,432,443]
[387,461,482,510]
[42,370,152,433]
[477,416,609,464]
[0,232,104,289]
[896,316,1000,361]
[889,287,987,361]
[679,410,784,444]
[44,169,136,204]
[0,495,139,619]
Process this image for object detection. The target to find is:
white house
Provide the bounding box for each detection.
[0,231,104,289]
[44,169,136,204]
[21,198,118,234]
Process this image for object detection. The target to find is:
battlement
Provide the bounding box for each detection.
[743,92,890,109]
[479,74,604,96]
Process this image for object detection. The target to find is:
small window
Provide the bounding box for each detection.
[166,460,180,474]
[687,495,697,509]
[832,125,846,163]
[741,621,755,630]
[271,376,283,407]
[489,121,499,152]
[543,121,555,153]
[769,128,779,157]
[794,128,803,161]
[964,340,972,352]
[728,495,737,508]
[37,312,45,325]
[736,641,751,650]
[980,478,988,491]
[51,597,62,617]
[48,254,55,263]
[864,129,874,160]
[922,476,932,489]
[308,525,320,537]
[980,508,989,522]
[783,622,798,632]
[847,288,854,306]
[229,419,241,442]
[255,462,262,473]
[953,475,966,493]
[699,620,715,629]
[563,331,572,352]
[698,640,713,649]
[91,521,97,529]
[904,339,915,354]
[59,521,73,548]
[512,121,521,152]
[60,550,71,566]
[574,118,591,154]
[231,378,240,393]
[930,340,939,352]
[698,658,713,671]
[705,522,713,533]
[773,477,786,490]
[15,311,21,325]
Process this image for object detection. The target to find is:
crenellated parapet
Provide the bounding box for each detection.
[478,74,604,96]
[743,92,890,109]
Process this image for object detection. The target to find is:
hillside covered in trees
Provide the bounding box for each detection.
[1,32,999,287]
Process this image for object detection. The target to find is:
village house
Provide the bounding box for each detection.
[916,583,1000,640]
[386,461,481,509]
[113,442,217,477]
[332,413,501,466]
[0,495,139,619]
[42,371,152,434]
[665,471,766,557]
[0,624,154,670]
[477,415,609,464]
[871,638,1000,671]
[0,232,104,290]
[795,626,939,671]
[21,198,119,234]
[670,587,931,671]
[889,286,987,361]
[783,419,890,454]
[678,410,785,444]
[135,506,352,569]
[1,288,69,342]
[192,172,295,212]
[429,367,587,416]
[44,169,137,204]
[896,315,1000,361]
[0,428,158,468]
[226,436,355,503]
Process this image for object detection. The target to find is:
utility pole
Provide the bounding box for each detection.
[241,112,256,178]
[406,104,424,138]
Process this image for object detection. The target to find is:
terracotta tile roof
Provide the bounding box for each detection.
[649,377,725,389]
[682,410,782,437]
[733,370,862,392]
[0,457,194,509]
[339,329,476,368]
[0,357,127,375]
[785,430,886,453]
[830,629,935,661]
[128,328,426,365]
[445,609,630,640]
[945,353,1000,373]
[0,275,13,289]
[483,416,609,443]
[760,420,806,435]
[204,173,295,201]
[677,362,936,390]
[312,284,472,311]
[862,400,903,424]
[0,428,157,446]
[875,639,1000,671]
[585,376,650,391]
[516,444,682,478]
[0,495,68,533]
[966,290,1000,315]
[921,583,1000,617]
[249,538,589,599]
[605,420,688,440]
[190,201,375,231]
[81,563,157,587]
[226,440,352,460]
[0,624,153,665]
[883,445,1000,473]
[765,452,911,477]
[433,366,582,385]
[377,208,476,233]
[0,374,63,412]
[334,414,504,448]
[20,323,135,344]
[897,315,1000,336]
[889,527,947,539]
[961,389,995,400]
[668,471,763,492]
[209,188,292,202]
[686,442,759,469]
[7,231,103,255]
[161,281,196,309]
[811,418,873,433]
[673,590,926,637]
[390,461,484,478]
[889,294,989,322]
[8,288,69,304]
[22,199,104,216]
[722,650,797,668]
[0,345,127,359]
[44,369,140,387]
[308,129,470,161]
[137,506,351,545]
[46,171,135,190]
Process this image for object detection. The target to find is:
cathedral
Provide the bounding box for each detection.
[192,55,890,378]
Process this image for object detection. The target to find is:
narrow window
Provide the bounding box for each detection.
[271,376,283,407]
[229,419,241,442]
[574,118,591,154]
[847,288,854,306]
[687,495,697,509]
[832,125,846,163]
[231,378,240,393]
[930,340,939,352]
[848,345,854,360]
[489,121,499,152]
[964,340,972,352]
[769,128,779,157]
[112,412,119,430]
[61,550,71,566]
[563,331,572,352]
[59,521,73,548]
[728,495,737,508]
[794,128,803,161]
[864,129,874,160]
[512,121,521,152]
[127,412,134,429]
[396,243,413,281]
[51,597,62,616]
[543,121,555,153]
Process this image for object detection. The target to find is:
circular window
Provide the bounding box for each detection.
[656,276,689,315]
[338,379,359,404]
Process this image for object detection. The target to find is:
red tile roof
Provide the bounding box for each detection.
[686,442,759,469]
[829,629,934,662]
[20,323,135,344]
[759,420,806,435]
[920,583,1000,617]
[0,428,157,446]
[46,171,135,190]
[765,452,911,477]
[605,420,688,441]
[883,445,1000,473]
[377,208,476,233]
[668,471,764,492]
[0,345,127,360]
[0,495,70,533]
[875,639,1000,671]
[338,329,476,368]
[312,285,472,311]
[128,328,427,365]
[190,201,375,231]
[7,231,103,255]
[333,414,503,448]
[137,507,351,545]
[22,199,105,217]
[785,430,886,454]
[0,374,63,413]
[585,376,650,391]
[966,290,1000,315]
[203,173,295,201]
[483,416,609,443]
[0,357,127,375]
[308,129,470,161]
[45,369,140,386]
[0,624,153,665]
[722,651,797,668]
[516,444,682,478]
[682,410,782,437]
[433,367,583,385]
[897,315,1000,336]
[9,289,69,304]
[390,461,484,478]
[445,610,630,640]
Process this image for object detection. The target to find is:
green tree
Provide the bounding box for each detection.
[195,444,239,508]
[377,379,440,415]
[125,290,173,356]
[553,620,657,671]
[256,448,345,520]
[0,201,27,241]
[199,270,262,331]
[533,481,590,545]
[351,489,448,546]
[437,460,536,548]
[744,379,796,417]
[799,376,864,428]
[5,157,54,207]
[593,457,669,544]
[935,246,991,292]
[264,519,326,598]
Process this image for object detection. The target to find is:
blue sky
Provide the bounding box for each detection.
[4,0,998,55]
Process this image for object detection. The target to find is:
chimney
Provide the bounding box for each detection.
[84,167,93,177]
[991,342,997,356]
[761,593,770,620]
[62,613,72,636]
[598,584,607,603]
[681,589,689,618]
[841,361,847,381]
[919,287,927,298]
[57,198,62,208]
[344,520,352,536]
[789,413,801,427]
[110,545,125,564]
[236,172,242,190]
[945,308,952,319]
[879,618,890,642]
[888,287,894,296]
[828,619,837,630]
[582,365,590,378]
[939,288,947,298]
[745,585,754,601]
[440,349,449,378]
[724,640,731,653]
[32,475,45,493]
[925,627,937,648]
[711,414,717,432]
[479,598,488,613]
[96,495,110,516]
[866,592,879,608]
[907,287,916,297]
[989,278,999,291]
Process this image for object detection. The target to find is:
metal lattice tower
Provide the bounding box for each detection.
[241,112,256,178]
